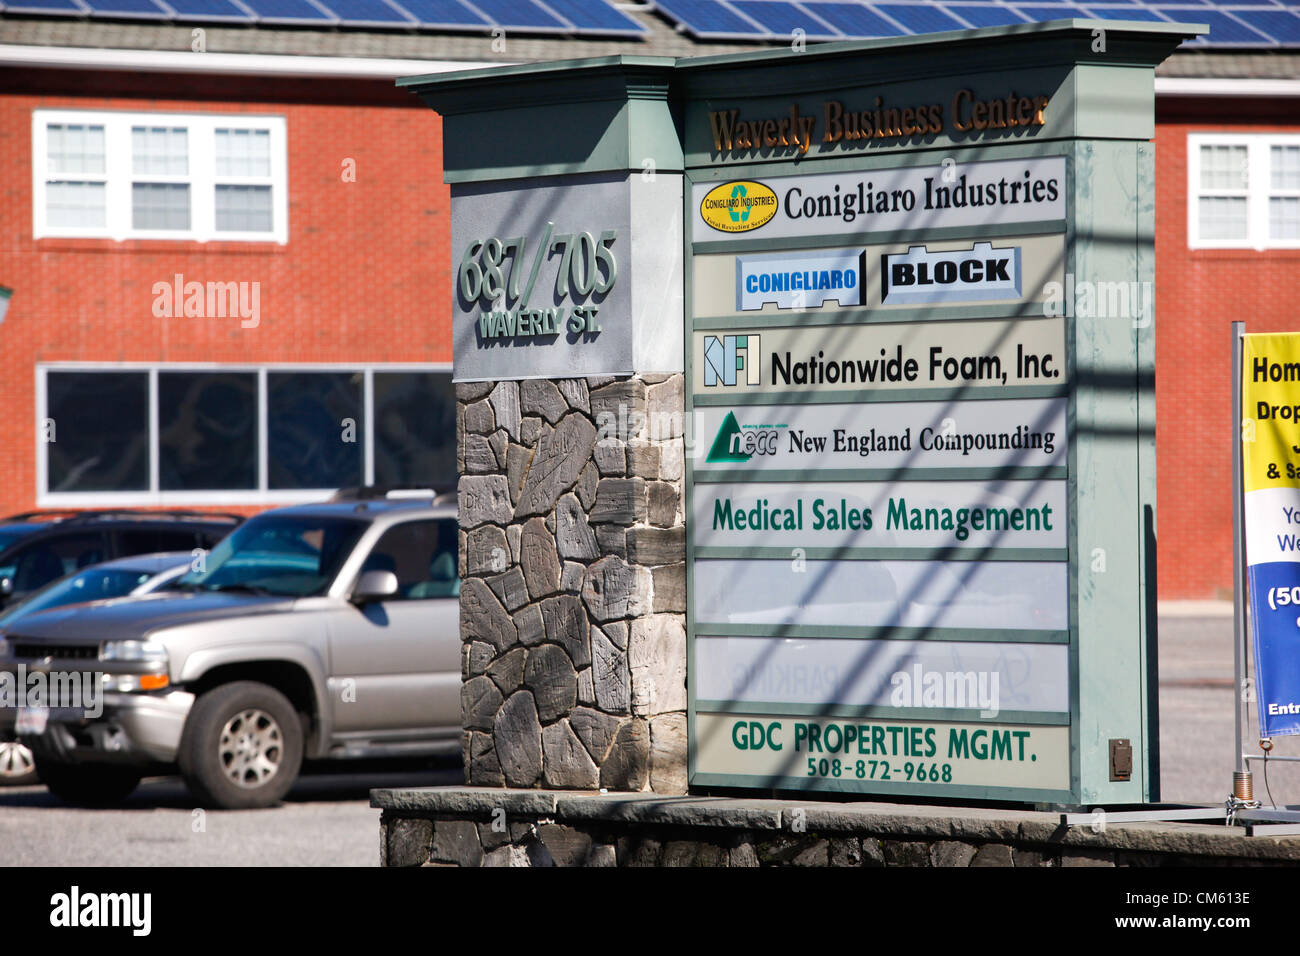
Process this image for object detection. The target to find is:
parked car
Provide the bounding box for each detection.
[0,489,460,809]
[0,552,194,786]
[0,510,241,610]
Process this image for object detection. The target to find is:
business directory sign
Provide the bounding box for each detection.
[683,39,1168,804]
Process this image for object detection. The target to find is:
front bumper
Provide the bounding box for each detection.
[0,690,195,766]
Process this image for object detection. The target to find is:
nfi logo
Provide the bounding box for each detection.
[703,334,760,388]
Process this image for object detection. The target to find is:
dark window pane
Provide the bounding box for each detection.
[46,372,149,492]
[373,372,456,489]
[7,532,109,594]
[116,529,200,555]
[363,519,459,601]
[158,372,257,491]
[267,372,363,490]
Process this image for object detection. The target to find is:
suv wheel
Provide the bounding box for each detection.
[35,757,141,806]
[0,736,38,786]
[179,681,303,810]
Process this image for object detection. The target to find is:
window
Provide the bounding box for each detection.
[362,520,460,601]
[45,371,150,493]
[1189,134,1300,249]
[1,533,110,597]
[33,110,288,243]
[38,366,454,506]
[268,372,364,491]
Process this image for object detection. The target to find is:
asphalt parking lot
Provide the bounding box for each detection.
[0,611,1291,867]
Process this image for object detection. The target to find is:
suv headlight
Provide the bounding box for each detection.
[0,637,9,659]
[102,640,169,663]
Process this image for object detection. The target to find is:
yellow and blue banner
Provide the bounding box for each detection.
[1243,333,1300,737]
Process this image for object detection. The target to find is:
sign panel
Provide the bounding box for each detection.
[693,557,1068,631]
[694,713,1070,791]
[695,636,1069,712]
[451,173,631,382]
[691,156,1065,243]
[694,398,1067,472]
[881,241,1021,306]
[694,479,1067,551]
[693,233,1065,318]
[736,248,863,311]
[694,318,1065,396]
[1242,333,1300,737]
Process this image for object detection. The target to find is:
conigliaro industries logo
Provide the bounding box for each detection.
[700,181,779,234]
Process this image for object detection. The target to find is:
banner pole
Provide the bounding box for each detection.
[1232,320,1253,803]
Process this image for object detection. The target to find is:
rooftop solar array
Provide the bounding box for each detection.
[0,0,649,34]
[0,0,1295,44]
[654,0,1300,45]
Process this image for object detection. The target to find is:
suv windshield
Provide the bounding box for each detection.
[0,566,158,628]
[177,515,366,598]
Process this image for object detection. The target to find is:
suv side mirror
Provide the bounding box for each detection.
[353,570,398,604]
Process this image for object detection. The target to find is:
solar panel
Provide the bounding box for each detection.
[164,0,255,20]
[875,3,970,32]
[1158,7,1271,40]
[389,0,489,25]
[541,0,648,34]
[469,0,564,29]
[318,0,412,23]
[801,1,905,34]
[0,0,86,12]
[236,0,335,20]
[652,0,767,35]
[1231,8,1300,39]
[945,4,1030,26]
[1014,5,1094,19]
[1084,6,1170,20]
[81,0,169,14]
[728,0,841,37]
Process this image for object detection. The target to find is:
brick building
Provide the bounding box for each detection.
[0,3,1296,599]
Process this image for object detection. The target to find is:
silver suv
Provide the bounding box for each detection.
[0,490,461,809]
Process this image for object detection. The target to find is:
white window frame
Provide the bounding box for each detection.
[32,109,289,244]
[1188,132,1300,251]
[36,363,453,507]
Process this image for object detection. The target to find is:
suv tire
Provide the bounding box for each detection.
[179,681,303,810]
[36,757,141,806]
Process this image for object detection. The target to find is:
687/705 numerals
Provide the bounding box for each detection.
[458,226,617,307]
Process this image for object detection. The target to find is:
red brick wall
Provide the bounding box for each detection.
[1154,99,1300,599]
[0,68,451,517]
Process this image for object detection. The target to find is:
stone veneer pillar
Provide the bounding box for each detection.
[456,373,687,793]
[405,58,687,794]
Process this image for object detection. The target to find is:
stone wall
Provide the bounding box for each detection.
[375,790,1300,867]
[455,373,687,794]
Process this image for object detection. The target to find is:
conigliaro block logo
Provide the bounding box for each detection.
[699,181,778,234]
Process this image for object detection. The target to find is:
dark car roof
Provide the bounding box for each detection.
[0,510,242,530]
[0,511,242,557]
[255,499,455,521]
